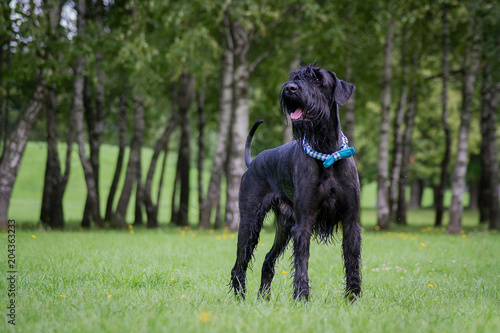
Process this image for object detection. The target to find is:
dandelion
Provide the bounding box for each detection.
[420,242,426,247]
[128,225,133,229]
[428,284,434,288]
[216,236,221,240]
[374,225,380,231]
[130,230,134,235]
[199,312,212,323]
[60,295,66,298]
[282,270,288,274]
[181,230,186,237]
[108,295,112,298]
[461,234,466,238]
[32,235,36,238]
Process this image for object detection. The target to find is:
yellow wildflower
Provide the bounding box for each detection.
[199,312,211,323]
[428,284,434,288]
[32,235,36,238]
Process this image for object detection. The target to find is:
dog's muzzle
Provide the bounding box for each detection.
[284,82,298,95]
[282,82,304,120]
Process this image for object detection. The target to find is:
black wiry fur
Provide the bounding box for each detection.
[230,65,361,302]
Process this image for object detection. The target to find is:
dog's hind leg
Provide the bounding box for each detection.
[230,182,272,299]
[259,203,294,300]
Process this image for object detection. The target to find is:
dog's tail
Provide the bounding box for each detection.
[245,120,264,167]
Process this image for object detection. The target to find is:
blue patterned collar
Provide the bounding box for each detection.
[302,132,355,168]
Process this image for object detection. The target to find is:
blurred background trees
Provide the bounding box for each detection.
[0,0,498,232]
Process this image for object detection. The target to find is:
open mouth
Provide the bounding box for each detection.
[290,108,303,120]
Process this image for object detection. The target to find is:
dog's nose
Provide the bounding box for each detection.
[285,83,298,95]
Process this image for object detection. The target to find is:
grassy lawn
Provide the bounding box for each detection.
[1,223,499,332]
[2,142,498,332]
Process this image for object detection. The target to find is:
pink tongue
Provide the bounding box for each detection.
[290,108,303,120]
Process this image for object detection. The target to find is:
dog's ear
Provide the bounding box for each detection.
[329,71,356,106]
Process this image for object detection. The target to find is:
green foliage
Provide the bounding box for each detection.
[3,0,500,225]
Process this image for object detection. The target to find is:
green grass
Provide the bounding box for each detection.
[1,224,499,332]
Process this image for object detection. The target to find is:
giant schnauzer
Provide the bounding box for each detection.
[230,64,361,302]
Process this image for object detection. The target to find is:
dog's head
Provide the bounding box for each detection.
[280,65,355,140]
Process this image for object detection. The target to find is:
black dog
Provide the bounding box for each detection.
[230,65,361,302]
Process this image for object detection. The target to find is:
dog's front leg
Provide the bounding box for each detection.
[342,220,362,302]
[291,219,313,301]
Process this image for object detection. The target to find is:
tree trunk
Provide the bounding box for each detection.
[467,180,479,210]
[0,82,46,229]
[111,96,145,228]
[104,94,127,222]
[81,76,97,227]
[39,2,65,228]
[73,0,102,228]
[448,23,481,234]
[390,25,408,222]
[479,63,500,229]
[172,73,194,227]
[134,155,144,225]
[284,56,300,144]
[396,48,420,223]
[396,96,417,223]
[226,20,250,232]
[199,13,234,228]
[171,160,180,224]
[197,86,207,227]
[144,116,177,228]
[40,84,65,228]
[376,19,394,230]
[435,2,452,227]
[343,59,356,148]
[408,179,424,210]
